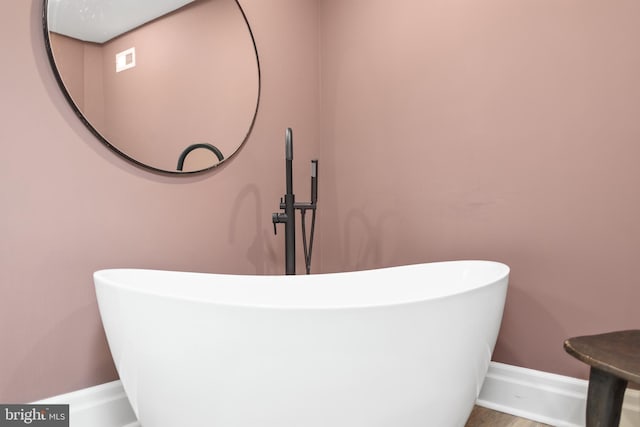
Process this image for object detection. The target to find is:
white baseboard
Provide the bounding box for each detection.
[35,381,138,427]
[620,386,640,427]
[477,361,640,427]
[477,362,588,426]
[34,362,640,427]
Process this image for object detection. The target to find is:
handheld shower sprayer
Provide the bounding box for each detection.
[311,159,318,204]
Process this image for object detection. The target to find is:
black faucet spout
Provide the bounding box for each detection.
[271,128,296,274]
[272,128,318,275]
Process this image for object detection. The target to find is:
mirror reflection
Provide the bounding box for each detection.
[45,0,260,173]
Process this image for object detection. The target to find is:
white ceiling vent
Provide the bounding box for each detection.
[116,47,136,73]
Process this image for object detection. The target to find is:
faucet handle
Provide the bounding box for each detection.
[272,213,278,235]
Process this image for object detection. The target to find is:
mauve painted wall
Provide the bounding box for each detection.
[0,0,319,402]
[47,33,85,108]
[47,34,106,133]
[319,0,640,380]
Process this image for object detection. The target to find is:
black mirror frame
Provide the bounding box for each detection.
[42,0,261,175]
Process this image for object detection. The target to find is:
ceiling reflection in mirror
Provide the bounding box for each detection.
[44,0,260,173]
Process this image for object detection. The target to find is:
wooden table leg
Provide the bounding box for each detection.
[586,367,628,427]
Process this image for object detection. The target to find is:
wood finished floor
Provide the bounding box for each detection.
[465,406,551,427]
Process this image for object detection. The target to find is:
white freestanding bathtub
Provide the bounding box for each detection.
[94,260,509,427]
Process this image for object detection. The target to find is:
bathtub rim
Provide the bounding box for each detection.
[93,260,510,311]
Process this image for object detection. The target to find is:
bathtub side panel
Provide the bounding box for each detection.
[98,276,507,427]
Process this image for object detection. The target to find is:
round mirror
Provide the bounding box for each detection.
[44,0,261,174]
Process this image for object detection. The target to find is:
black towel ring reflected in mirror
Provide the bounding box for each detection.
[176,143,224,171]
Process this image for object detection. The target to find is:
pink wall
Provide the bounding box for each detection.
[0,0,318,402]
[319,0,640,380]
[48,34,105,131]
[47,33,85,109]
